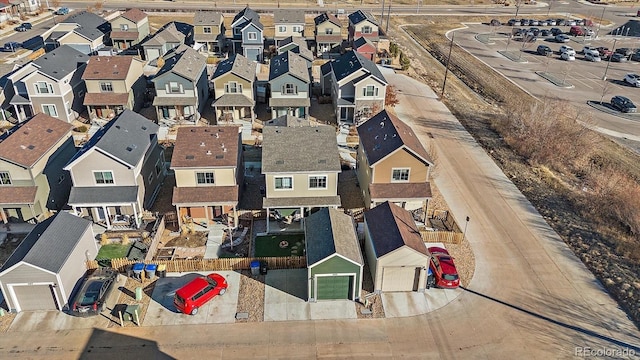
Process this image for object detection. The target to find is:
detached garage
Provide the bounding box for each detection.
[0,212,97,313]
[305,208,363,302]
[363,201,430,293]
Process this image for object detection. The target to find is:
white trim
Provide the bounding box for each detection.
[307,174,328,190]
[273,175,293,191]
[92,170,116,186]
[7,282,60,312]
[313,272,358,301]
[391,167,410,183]
[41,103,58,117]
[308,252,363,269]
[371,145,433,167]
[0,261,58,277]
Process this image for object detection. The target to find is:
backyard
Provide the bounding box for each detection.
[254,234,305,257]
[96,244,130,259]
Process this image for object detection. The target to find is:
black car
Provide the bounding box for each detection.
[631,51,640,62]
[616,47,633,56]
[507,19,521,26]
[70,267,118,317]
[529,27,540,36]
[540,29,551,37]
[490,19,501,26]
[21,22,32,29]
[537,45,553,56]
[550,27,563,36]
[3,41,21,52]
[557,19,567,26]
[14,25,27,32]
[611,53,628,62]
[611,96,637,113]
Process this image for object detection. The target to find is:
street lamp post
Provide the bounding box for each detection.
[596,6,606,39]
[462,216,470,242]
[602,38,617,81]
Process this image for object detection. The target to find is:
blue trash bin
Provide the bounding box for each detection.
[145,264,157,279]
[132,263,144,279]
[250,260,260,276]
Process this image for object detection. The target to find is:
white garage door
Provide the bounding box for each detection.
[12,285,57,311]
[381,267,418,292]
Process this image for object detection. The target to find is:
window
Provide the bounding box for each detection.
[325,28,333,35]
[234,27,241,35]
[362,26,372,34]
[0,171,11,185]
[392,168,410,182]
[100,82,113,92]
[35,81,53,94]
[248,32,257,40]
[120,24,129,31]
[65,101,72,115]
[203,26,212,34]
[278,26,286,33]
[225,82,242,94]
[283,83,297,95]
[196,172,215,185]
[168,82,183,94]
[155,159,163,176]
[363,85,379,97]
[309,175,327,189]
[274,176,293,190]
[94,171,114,184]
[41,104,58,117]
[293,26,302,33]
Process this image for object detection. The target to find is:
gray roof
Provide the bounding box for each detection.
[273,9,305,24]
[268,51,309,83]
[261,125,340,173]
[364,201,429,258]
[265,114,310,127]
[305,208,363,266]
[329,50,386,83]
[212,54,256,82]
[61,11,111,41]
[68,186,139,205]
[268,97,310,108]
[0,212,91,273]
[143,22,186,47]
[157,45,206,82]
[314,12,341,27]
[232,7,260,26]
[194,11,224,26]
[277,37,313,62]
[212,94,254,107]
[32,45,89,81]
[348,10,378,26]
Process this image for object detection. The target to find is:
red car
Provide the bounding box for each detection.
[428,247,460,289]
[174,273,228,315]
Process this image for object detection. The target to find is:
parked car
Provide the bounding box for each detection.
[529,27,540,36]
[530,20,539,26]
[21,22,32,29]
[616,47,634,56]
[624,73,640,87]
[559,45,576,56]
[569,26,584,36]
[507,19,521,26]
[611,53,628,62]
[631,51,640,62]
[550,27,563,36]
[582,46,599,56]
[3,41,21,52]
[584,52,601,62]
[55,7,69,15]
[555,34,570,43]
[568,20,577,26]
[490,19,501,26]
[537,45,552,56]
[547,19,557,26]
[428,247,460,289]
[539,20,549,26]
[14,25,27,32]
[556,19,567,26]
[597,46,613,58]
[174,273,228,315]
[520,19,531,26]
[540,29,551,37]
[560,52,576,61]
[611,96,637,113]
[70,267,118,317]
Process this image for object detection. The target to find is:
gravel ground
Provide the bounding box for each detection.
[235,270,266,323]
[107,276,158,328]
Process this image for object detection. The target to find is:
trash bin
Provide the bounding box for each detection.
[157,264,166,278]
[145,264,157,280]
[250,260,260,276]
[259,261,268,275]
[132,263,144,280]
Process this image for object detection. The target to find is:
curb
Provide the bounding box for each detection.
[536,71,574,88]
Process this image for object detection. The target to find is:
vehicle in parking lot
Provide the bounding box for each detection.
[174,273,228,315]
[584,52,601,62]
[560,52,575,61]
[569,26,584,36]
[3,41,21,51]
[530,20,539,26]
[520,19,530,26]
[507,19,521,26]
[490,19,501,26]
[537,45,552,56]
[540,20,549,26]
[547,19,557,26]
[14,24,27,32]
[557,19,567,26]
[559,45,575,55]
[55,7,69,15]
[70,267,118,317]
[555,34,570,43]
[616,48,633,56]
[611,53,628,62]
[624,73,640,87]
[581,46,599,55]
[611,96,637,113]
[428,247,460,289]
[529,27,540,36]
[550,27,563,36]
[597,46,612,58]
[540,29,551,37]
[568,20,577,26]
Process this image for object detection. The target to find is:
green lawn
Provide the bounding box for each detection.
[96,244,131,259]
[254,234,305,257]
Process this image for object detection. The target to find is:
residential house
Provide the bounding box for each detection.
[43,11,111,54]
[305,207,363,301]
[110,8,150,51]
[261,125,341,233]
[171,126,243,228]
[363,201,431,293]
[0,63,19,122]
[0,113,75,223]
[264,114,309,127]
[347,10,379,44]
[320,50,387,123]
[6,45,89,123]
[142,22,193,62]
[314,12,342,56]
[353,36,376,62]
[210,54,256,125]
[273,9,305,41]
[152,45,208,124]
[82,56,147,121]
[193,10,225,54]
[277,36,314,71]
[4,0,39,16]
[64,110,165,230]
[356,110,433,212]
[268,51,310,119]
[230,7,264,62]
[0,212,97,312]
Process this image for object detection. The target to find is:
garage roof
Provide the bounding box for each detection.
[305,208,363,266]
[364,201,428,257]
[0,212,92,274]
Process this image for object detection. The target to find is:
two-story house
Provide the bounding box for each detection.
[277,36,313,71]
[193,10,225,54]
[110,8,149,51]
[0,113,76,223]
[347,10,379,44]
[273,9,305,41]
[211,54,256,125]
[320,50,387,123]
[261,125,341,233]
[82,56,147,121]
[152,45,208,124]
[356,110,433,213]
[268,51,310,119]
[64,110,165,230]
[314,12,342,57]
[353,36,377,62]
[43,11,111,54]
[171,126,243,228]
[142,22,192,63]
[230,7,264,62]
[6,45,89,123]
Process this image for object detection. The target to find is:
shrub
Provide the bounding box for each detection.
[100,233,109,246]
[74,125,88,133]
[400,51,410,70]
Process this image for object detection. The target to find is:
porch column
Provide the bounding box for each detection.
[0,107,5,121]
[12,104,20,122]
[175,205,182,228]
[204,205,209,225]
[28,204,37,222]
[132,203,140,228]
[233,205,238,228]
[102,206,111,229]
[71,206,77,216]
[266,208,270,233]
[0,207,7,224]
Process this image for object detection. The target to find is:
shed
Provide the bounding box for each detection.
[363,201,430,292]
[0,212,97,312]
[305,208,363,302]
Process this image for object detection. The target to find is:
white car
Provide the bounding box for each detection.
[559,45,576,56]
[582,46,599,56]
[585,52,601,62]
[560,52,575,61]
[624,73,640,87]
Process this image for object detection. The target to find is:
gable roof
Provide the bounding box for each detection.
[0,212,92,273]
[277,37,313,62]
[268,51,309,83]
[32,45,89,81]
[237,17,264,32]
[194,10,224,26]
[157,44,206,82]
[61,10,111,41]
[232,6,260,25]
[120,8,147,23]
[211,54,256,82]
[364,201,428,258]
[143,22,186,46]
[354,36,375,49]
[357,109,432,166]
[348,10,378,26]
[314,12,341,27]
[0,113,72,168]
[329,50,385,83]
[82,55,136,80]
[265,114,310,127]
[66,110,159,169]
[273,9,305,24]
[171,126,241,168]
[305,208,363,266]
[262,125,340,173]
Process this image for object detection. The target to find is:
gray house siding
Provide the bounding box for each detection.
[56,226,96,306]
[270,74,308,96]
[195,68,209,115]
[139,143,165,208]
[242,24,263,46]
[244,47,262,62]
[155,72,196,92]
[0,264,58,312]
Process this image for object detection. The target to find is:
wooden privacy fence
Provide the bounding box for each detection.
[144,216,165,262]
[86,256,307,272]
[420,230,464,245]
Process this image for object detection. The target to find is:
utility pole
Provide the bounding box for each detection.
[441,32,455,98]
[386,2,392,35]
[596,6,606,39]
[462,216,470,242]
[602,38,617,81]
[381,0,385,30]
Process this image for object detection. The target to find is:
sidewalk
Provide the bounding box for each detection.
[0,11,54,42]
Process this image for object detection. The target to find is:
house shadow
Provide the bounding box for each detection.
[149,273,201,312]
[80,328,174,359]
[237,267,308,301]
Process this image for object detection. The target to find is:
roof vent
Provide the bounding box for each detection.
[223,148,227,153]
[200,142,205,147]
[216,154,223,159]
[115,125,121,129]
[141,126,147,130]
[190,129,197,132]
[46,128,53,133]
[186,155,195,159]
[20,145,26,149]
[206,150,212,155]
[380,121,385,127]
[204,128,211,132]
[318,159,326,163]
[392,133,397,138]
[28,145,35,150]
[276,160,284,164]
[383,134,387,140]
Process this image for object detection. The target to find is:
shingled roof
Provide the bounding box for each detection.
[232,6,260,25]
[82,56,136,81]
[364,201,428,258]
[268,51,309,83]
[348,10,378,26]
[211,54,256,82]
[329,50,385,83]
[120,8,147,23]
[171,126,241,168]
[157,44,206,81]
[194,10,224,26]
[32,45,89,81]
[262,125,340,173]
[305,208,363,266]
[314,12,341,27]
[273,9,305,24]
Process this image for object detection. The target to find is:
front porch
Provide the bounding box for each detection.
[262,195,341,234]
[84,92,129,120]
[211,94,255,123]
[9,94,33,123]
[172,185,241,229]
[0,186,40,223]
[72,205,142,230]
[269,97,310,120]
[68,185,142,230]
